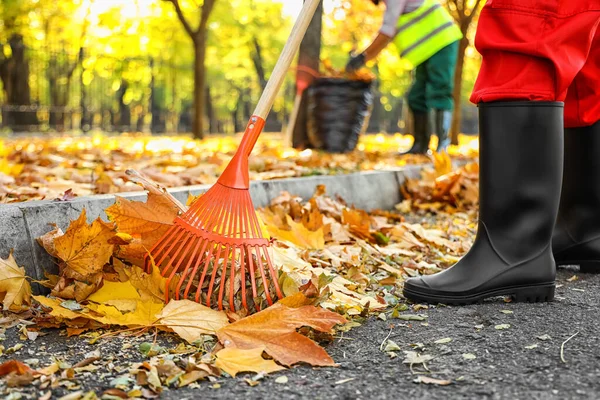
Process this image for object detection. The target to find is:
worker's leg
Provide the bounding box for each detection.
[424,41,458,151]
[403,64,430,154]
[554,28,600,271]
[471,2,600,103]
[404,1,600,304]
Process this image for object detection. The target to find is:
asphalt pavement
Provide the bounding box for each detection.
[2,268,598,400]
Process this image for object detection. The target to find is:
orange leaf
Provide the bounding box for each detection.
[53,209,115,279]
[0,360,33,376]
[106,194,178,235]
[106,191,180,266]
[342,209,372,241]
[216,304,346,367]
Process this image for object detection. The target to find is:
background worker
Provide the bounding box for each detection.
[403,1,600,305]
[346,0,462,154]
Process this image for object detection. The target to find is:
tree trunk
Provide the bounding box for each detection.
[192,39,205,139]
[205,84,216,134]
[251,37,267,90]
[0,34,38,130]
[79,48,91,132]
[117,79,131,132]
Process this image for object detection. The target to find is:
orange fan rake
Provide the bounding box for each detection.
[144,0,322,312]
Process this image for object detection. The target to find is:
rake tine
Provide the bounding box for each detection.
[181,239,209,299]
[194,242,217,303]
[245,198,261,238]
[256,247,274,306]
[229,193,244,308]
[156,228,186,275]
[175,237,202,299]
[217,244,231,311]
[240,245,247,310]
[190,185,221,225]
[146,224,178,272]
[248,245,259,311]
[263,245,283,299]
[167,235,197,300]
[205,245,223,308]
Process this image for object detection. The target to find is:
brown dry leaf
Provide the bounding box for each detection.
[36,272,60,289]
[214,347,286,377]
[402,223,457,251]
[414,376,452,386]
[106,191,180,266]
[106,194,178,235]
[342,209,372,241]
[0,251,32,311]
[36,223,64,258]
[155,300,229,343]
[51,274,102,303]
[217,303,346,367]
[54,209,115,278]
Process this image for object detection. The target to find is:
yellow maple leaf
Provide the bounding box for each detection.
[266,215,324,250]
[54,209,115,278]
[156,300,229,343]
[33,296,82,320]
[214,347,285,377]
[125,264,176,304]
[35,294,163,327]
[86,301,164,327]
[87,280,142,304]
[0,251,31,311]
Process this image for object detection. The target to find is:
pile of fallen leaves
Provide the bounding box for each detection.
[321,59,377,82]
[0,133,477,203]
[0,156,479,397]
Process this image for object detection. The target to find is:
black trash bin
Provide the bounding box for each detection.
[306,77,374,153]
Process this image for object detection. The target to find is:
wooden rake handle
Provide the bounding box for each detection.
[253,0,322,120]
[219,0,321,189]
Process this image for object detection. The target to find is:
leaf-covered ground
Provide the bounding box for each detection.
[1,269,596,400]
[0,153,487,398]
[0,133,478,203]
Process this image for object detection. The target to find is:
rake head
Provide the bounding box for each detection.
[145,117,283,312]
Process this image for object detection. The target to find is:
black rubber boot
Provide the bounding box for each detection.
[435,109,452,152]
[401,111,430,155]
[553,120,600,273]
[403,102,563,304]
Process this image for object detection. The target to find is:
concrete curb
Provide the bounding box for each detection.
[1,165,425,293]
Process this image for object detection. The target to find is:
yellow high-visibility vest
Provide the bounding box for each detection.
[392,0,463,68]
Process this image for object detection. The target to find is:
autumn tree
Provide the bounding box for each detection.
[162,0,217,139]
[0,0,39,129]
[445,0,483,144]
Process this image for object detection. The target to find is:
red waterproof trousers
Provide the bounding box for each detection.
[470,0,600,127]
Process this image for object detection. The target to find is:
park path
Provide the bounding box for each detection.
[1,269,597,400]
